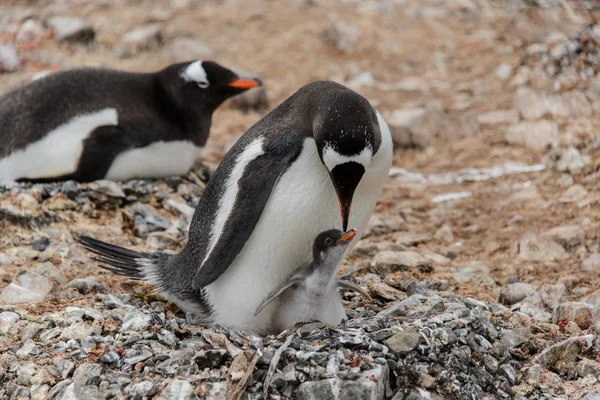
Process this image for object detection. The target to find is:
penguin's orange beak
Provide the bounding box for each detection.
[227,78,261,89]
[337,229,357,244]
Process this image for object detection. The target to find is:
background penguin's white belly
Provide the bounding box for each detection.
[206,131,392,333]
[105,141,202,181]
[0,108,117,181]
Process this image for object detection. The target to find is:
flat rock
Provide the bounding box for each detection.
[552,302,594,330]
[541,225,585,248]
[384,331,420,354]
[540,283,566,310]
[374,251,428,270]
[477,109,519,126]
[0,311,19,333]
[115,24,162,58]
[555,146,590,173]
[0,44,19,73]
[60,322,97,341]
[532,335,595,374]
[517,232,568,262]
[122,310,152,331]
[0,272,54,304]
[47,16,95,42]
[321,21,360,52]
[67,277,108,294]
[499,283,536,306]
[156,380,198,400]
[16,19,44,44]
[582,253,600,272]
[296,365,387,400]
[559,184,589,203]
[505,120,559,152]
[168,37,212,62]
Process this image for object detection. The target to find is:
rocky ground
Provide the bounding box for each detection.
[1,0,600,399]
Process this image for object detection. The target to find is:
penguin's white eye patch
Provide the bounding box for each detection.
[322,144,372,171]
[181,60,210,88]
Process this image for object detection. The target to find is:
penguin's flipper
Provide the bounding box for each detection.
[253,277,303,317]
[337,279,372,301]
[72,125,133,182]
[189,135,303,289]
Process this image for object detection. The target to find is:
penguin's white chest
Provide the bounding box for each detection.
[206,117,392,333]
[0,107,202,181]
[105,141,203,181]
[0,108,118,181]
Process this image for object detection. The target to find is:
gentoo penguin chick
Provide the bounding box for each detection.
[253,229,371,334]
[0,61,261,182]
[77,80,393,335]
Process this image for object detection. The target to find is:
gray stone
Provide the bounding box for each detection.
[128,380,157,397]
[541,225,585,248]
[505,120,559,152]
[583,253,600,272]
[67,277,107,294]
[499,364,517,385]
[552,302,594,330]
[71,363,103,398]
[297,365,386,400]
[124,348,153,365]
[195,349,228,368]
[374,251,428,270]
[478,109,519,126]
[577,360,600,378]
[0,271,54,304]
[100,351,119,364]
[60,322,96,341]
[115,24,162,58]
[384,330,421,354]
[532,335,595,373]
[16,339,38,358]
[517,232,567,261]
[16,19,44,44]
[540,283,566,310]
[555,146,590,173]
[0,44,19,73]
[0,311,19,333]
[560,184,589,203]
[47,16,94,42]
[122,310,152,331]
[321,21,360,52]
[168,37,212,62]
[156,380,198,400]
[378,295,423,317]
[515,88,547,120]
[499,283,536,306]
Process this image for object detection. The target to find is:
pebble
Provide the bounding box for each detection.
[552,302,594,330]
[0,311,19,333]
[477,109,519,126]
[0,44,20,73]
[67,277,107,294]
[517,232,567,262]
[505,120,560,152]
[46,16,95,42]
[16,19,44,44]
[384,330,421,354]
[60,322,96,341]
[499,283,536,306]
[168,37,213,62]
[559,184,589,203]
[122,310,152,331]
[321,21,360,52]
[115,24,162,58]
[583,253,600,272]
[32,236,50,251]
[156,380,198,400]
[0,272,54,304]
[541,225,585,248]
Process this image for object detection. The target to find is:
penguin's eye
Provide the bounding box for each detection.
[197,80,210,89]
[325,238,333,245]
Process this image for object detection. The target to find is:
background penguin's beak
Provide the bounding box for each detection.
[227,78,262,89]
[337,229,357,244]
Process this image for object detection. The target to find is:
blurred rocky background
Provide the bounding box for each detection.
[1,0,600,399]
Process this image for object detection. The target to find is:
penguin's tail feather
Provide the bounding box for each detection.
[77,235,167,281]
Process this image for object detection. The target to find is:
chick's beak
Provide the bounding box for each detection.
[337,229,357,244]
[227,78,262,89]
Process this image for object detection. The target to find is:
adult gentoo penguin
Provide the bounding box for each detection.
[0,61,261,182]
[253,229,372,334]
[78,80,393,335]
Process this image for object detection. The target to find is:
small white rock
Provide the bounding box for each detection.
[0,44,20,73]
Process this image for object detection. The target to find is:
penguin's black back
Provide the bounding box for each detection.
[0,68,180,157]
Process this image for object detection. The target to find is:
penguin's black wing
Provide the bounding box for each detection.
[179,130,305,289]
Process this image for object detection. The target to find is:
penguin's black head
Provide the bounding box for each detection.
[313,229,357,265]
[161,60,262,110]
[313,87,381,232]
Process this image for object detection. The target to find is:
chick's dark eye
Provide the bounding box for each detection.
[325,238,333,245]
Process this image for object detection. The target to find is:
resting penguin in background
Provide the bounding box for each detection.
[0,61,261,183]
[253,229,372,335]
[77,80,393,335]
